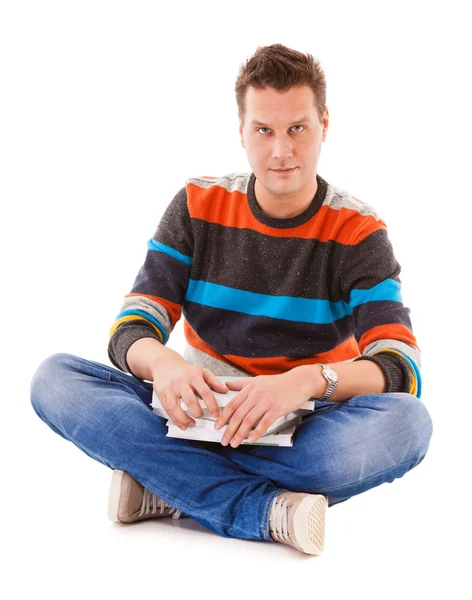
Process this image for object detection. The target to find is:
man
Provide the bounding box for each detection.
[30,43,433,556]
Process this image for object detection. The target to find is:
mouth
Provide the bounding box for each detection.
[272,167,297,174]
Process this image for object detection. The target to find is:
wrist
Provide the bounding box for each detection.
[297,364,327,399]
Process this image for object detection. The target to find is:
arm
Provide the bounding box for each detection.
[126,337,187,382]
[297,359,386,402]
[108,186,193,378]
[297,216,422,401]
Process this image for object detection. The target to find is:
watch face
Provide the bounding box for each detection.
[325,367,338,382]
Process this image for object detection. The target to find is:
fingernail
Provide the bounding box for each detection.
[212,412,220,418]
[215,421,221,430]
[221,437,228,445]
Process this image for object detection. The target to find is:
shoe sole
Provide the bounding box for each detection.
[292,494,327,555]
[108,469,125,522]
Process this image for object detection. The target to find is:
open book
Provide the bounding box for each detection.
[151,375,315,446]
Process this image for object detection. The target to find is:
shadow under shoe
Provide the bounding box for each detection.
[269,491,327,555]
[108,469,184,523]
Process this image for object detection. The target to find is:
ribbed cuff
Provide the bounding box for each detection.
[353,353,412,393]
[108,321,164,375]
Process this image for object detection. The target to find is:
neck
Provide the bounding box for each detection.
[254,177,318,219]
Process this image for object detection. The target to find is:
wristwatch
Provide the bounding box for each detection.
[315,364,339,401]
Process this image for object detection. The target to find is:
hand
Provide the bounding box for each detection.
[153,364,228,430]
[214,367,312,447]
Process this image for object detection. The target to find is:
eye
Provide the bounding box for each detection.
[256,125,305,135]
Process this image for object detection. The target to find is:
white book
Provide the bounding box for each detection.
[166,419,299,447]
[151,375,315,437]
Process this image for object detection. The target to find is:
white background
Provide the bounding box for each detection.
[1,1,470,598]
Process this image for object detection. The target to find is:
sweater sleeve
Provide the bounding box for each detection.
[341,220,422,397]
[107,186,194,374]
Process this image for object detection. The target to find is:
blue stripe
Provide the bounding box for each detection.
[394,351,422,398]
[350,279,402,307]
[147,238,193,266]
[116,309,168,344]
[185,279,347,324]
[184,278,403,325]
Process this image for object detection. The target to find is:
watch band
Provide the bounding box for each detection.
[316,364,339,401]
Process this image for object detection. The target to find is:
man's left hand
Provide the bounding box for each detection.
[214,367,313,447]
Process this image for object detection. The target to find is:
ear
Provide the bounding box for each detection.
[321,108,329,142]
[239,122,245,148]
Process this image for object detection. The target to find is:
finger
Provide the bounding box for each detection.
[224,379,250,390]
[228,405,266,448]
[179,384,204,420]
[215,389,248,430]
[192,378,223,418]
[220,394,257,446]
[247,414,276,443]
[203,369,229,393]
[168,390,197,429]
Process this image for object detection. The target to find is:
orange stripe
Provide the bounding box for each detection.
[184,319,363,376]
[357,324,419,355]
[125,293,182,328]
[187,182,385,244]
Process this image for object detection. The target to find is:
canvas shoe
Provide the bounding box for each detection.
[108,469,183,523]
[269,491,327,555]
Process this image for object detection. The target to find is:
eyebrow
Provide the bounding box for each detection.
[250,115,311,127]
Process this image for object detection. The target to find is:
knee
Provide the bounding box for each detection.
[385,393,433,460]
[30,353,76,416]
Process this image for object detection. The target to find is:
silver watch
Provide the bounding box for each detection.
[315,364,339,401]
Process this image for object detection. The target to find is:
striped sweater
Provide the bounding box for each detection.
[108,171,422,398]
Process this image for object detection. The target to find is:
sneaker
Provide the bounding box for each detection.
[108,469,183,523]
[269,491,327,555]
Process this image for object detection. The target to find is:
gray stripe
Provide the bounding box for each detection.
[187,172,381,221]
[120,295,172,336]
[363,339,422,369]
[323,185,382,221]
[186,172,251,194]
[183,344,254,377]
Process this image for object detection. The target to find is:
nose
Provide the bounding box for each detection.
[272,134,293,161]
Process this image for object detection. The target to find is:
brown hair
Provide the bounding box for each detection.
[235,43,327,126]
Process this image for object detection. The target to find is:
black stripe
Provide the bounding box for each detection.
[353,301,412,341]
[190,223,400,302]
[183,301,354,358]
[131,250,191,305]
[153,186,194,256]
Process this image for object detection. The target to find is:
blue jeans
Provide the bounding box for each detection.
[29,353,433,542]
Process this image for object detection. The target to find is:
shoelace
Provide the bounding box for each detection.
[139,488,182,520]
[269,494,291,543]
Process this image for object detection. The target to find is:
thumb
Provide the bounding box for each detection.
[224,379,250,390]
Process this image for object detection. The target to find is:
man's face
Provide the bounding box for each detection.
[239,85,329,200]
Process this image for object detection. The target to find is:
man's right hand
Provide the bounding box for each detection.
[152,363,228,430]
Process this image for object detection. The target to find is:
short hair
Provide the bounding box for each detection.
[235,43,327,126]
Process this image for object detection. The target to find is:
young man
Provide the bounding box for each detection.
[30,44,433,556]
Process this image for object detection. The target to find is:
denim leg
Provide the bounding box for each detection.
[211,393,433,510]
[29,353,286,542]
